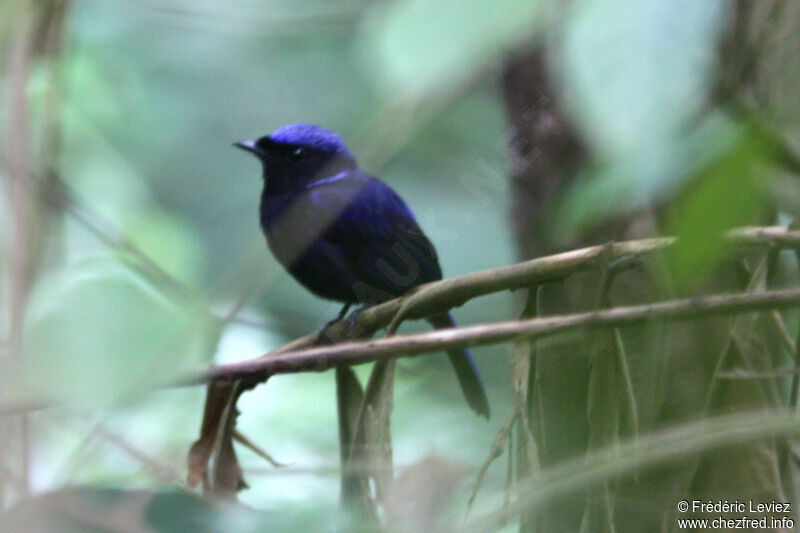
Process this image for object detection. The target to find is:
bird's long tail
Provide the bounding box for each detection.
[427,313,490,418]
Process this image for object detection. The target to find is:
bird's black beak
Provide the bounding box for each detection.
[233,139,259,154]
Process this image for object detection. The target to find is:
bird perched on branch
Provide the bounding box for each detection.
[234,123,489,418]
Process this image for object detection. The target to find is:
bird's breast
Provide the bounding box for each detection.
[260,188,353,269]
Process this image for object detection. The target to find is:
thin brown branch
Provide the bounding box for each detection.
[256,226,800,361]
[195,286,800,384]
[66,412,183,485]
[232,430,286,468]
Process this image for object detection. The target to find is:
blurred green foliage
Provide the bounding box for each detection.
[4,487,340,532]
[19,256,213,406]
[553,0,730,234]
[2,0,515,525]
[359,0,542,100]
[665,122,774,284]
[3,0,800,530]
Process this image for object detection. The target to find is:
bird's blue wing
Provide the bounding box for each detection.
[322,175,442,301]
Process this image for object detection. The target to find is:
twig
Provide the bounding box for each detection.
[253,227,800,363]
[232,430,286,468]
[65,411,183,485]
[195,286,800,384]
[467,408,517,512]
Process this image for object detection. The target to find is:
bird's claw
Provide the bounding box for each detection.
[316,305,368,345]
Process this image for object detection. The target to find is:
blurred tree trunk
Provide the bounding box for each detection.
[502,1,798,531]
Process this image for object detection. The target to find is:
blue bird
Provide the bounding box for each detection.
[235,124,489,418]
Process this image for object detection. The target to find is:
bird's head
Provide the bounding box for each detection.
[235,124,356,193]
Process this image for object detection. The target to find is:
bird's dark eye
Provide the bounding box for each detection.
[289,147,308,162]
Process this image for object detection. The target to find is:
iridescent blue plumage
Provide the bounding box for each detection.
[269,123,349,154]
[234,124,489,417]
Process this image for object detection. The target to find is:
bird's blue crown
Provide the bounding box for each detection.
[269,124,348,154]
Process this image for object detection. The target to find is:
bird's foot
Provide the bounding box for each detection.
[316,303,352,345]
[316,304,369,345]
[342,306,367,337]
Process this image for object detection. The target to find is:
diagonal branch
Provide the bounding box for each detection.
[253,226,800,361]
[194,286,800,384]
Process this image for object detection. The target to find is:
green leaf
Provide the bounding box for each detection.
[125,210,208,288]
[18,256,214,407]
[556,0,726,156]
[359,0,543,100]
[665,124,775,285]
[556,109,742,241]
[552,0,729,233]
